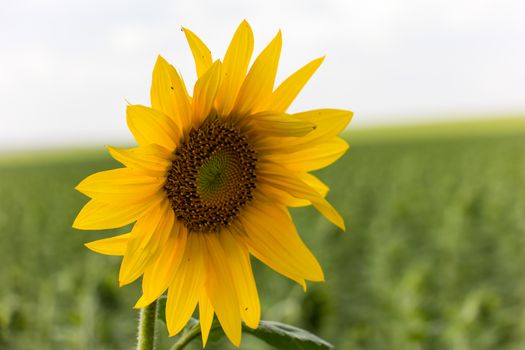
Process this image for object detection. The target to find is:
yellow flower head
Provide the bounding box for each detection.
[73,20,352,347]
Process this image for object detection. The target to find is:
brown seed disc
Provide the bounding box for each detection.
[165,117,257,233]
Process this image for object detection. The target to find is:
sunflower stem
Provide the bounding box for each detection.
[136,299,158,350]
[169,324,201,350]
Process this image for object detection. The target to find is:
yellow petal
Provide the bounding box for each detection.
[256,182,310,208]
[192,60,222,126]
[255,110,353,155]
[266,137,349,172]
[85,233,131,256]
[151,55,192,128]
[259,164,345,230]
[247,111,316,137]
[118,206,161,286]
[259,173,327,208]
[136,223,188,308]
[237,202,324,283]
[293,109,353,142]
[233,31,282,116]
[126,104,179,150]
[199,290,215,347]
[268,173,329,207]
[221,231,260,329]
[216,20,254,116]
[73,195,162,230]
[119,200,174,286]
[75,168,164,204]
[301,173,329,197]
[265,57,324,112]
[182,27,213,78]
[166,234,206,336]
[108,144,173,176]
[204,233,242,347]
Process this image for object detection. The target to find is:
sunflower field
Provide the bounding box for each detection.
[1,119,525,350]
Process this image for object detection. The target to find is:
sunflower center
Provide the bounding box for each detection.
[165,117,257,233]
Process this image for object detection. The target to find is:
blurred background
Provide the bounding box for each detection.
[1,0,524,349]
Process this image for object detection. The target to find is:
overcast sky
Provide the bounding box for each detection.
[1,0,524,150]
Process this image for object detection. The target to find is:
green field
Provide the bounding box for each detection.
[1,119,525,349]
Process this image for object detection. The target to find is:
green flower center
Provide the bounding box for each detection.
[165,117,257,233]
[197,152,232,199]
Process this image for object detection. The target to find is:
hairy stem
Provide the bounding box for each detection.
[136,300,158,350]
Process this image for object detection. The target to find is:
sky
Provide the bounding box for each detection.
[0,0,524,150]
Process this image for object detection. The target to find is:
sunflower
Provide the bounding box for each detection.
[73,20,352,347]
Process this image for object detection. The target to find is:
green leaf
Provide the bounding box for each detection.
[207,318,226,343]
[157,300,331,349]
[243,321,334,350]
